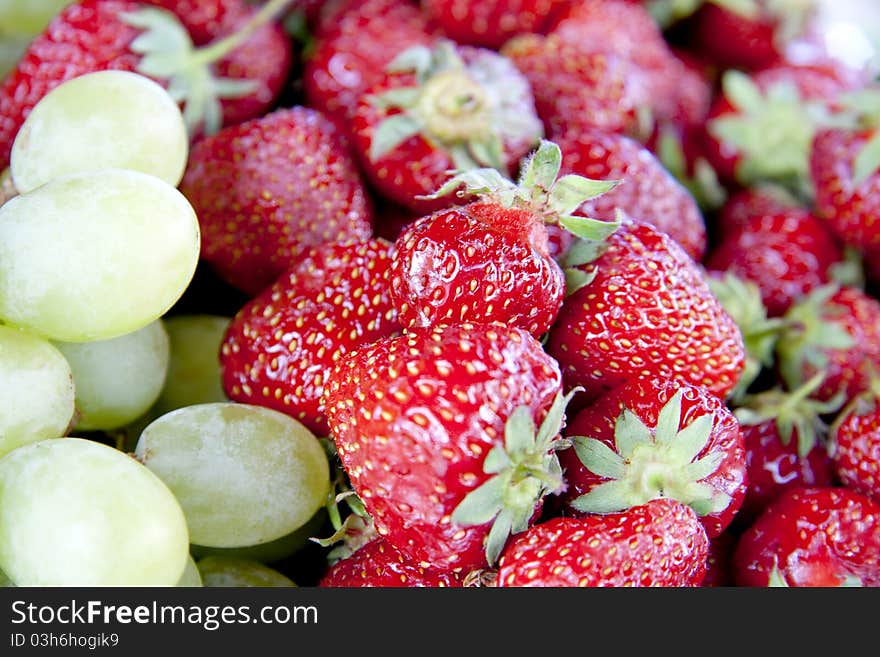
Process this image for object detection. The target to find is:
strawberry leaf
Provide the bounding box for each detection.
[519,139,562,192]
[572,437,626,480]
[369,114,424,161]
[451,476,507,527]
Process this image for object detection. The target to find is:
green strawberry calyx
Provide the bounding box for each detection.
[425,139,622,242]
[451,389,576,567]
[368,40,543,173]
[734,372,845,458]
[709,70,842,200]
[706,271,789,402]
[776,284,856,393]
[120,0,294,136]
[569,389,731,518]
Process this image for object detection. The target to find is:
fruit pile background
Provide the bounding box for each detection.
[1,0,880,588]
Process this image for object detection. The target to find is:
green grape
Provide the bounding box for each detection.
[0,169,200,343]
[154,315,231,416]
[11,71,189,193]
[135,403,330,549]
[55,320,170,431]
[0,0,73,35]
[177,555,203,587]
[0,325,74,458]
[190,509,327,565]
[197,557,297,587]
[0,438,189,586]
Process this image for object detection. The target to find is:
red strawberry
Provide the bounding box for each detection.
[219,239,399,436]
[349,40,542,214]
[321,322,567,571]
[776,284,880,405]
[302,0,437,126]
[551,126,707,262]
[732,374,840,527]
[388,140,618,338]
[714,184,804,238]
[559,377,748,538]
[732,486,880,586]
[548,0,682,126]
[319,538,463,588]
[142,0,292,128]
[810,127,880,265]
[495,499,709,587]
[704,208,844,318]
[545,218,745,403]
[0,0,293,165]
[422,0,570,50]
[829,386,880,503]
[500,33,649,140]
[703,63,856,197]
[179,106,374,296]
[689,0,816,71]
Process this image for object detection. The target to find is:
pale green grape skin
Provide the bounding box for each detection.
[154,315,231,416]
[11,71,189,193]
[0,0,73,35]
[0,438,189,586]
[0,325,74,458]
[197,557,296,587]
[190,509,327,565]
[0,170,200,342]
[55,320,170,431]
[135,403,331,549]
[177,555,203,587]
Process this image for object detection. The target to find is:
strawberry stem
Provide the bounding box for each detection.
[190,0,295,67]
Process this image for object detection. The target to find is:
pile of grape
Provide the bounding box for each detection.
[0,69,331,587]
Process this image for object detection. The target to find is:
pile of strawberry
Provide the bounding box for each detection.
[4,0,880,587]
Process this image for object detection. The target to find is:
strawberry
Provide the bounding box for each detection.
[810,127,880,267]
[559,377,748,538]
[704,207,845,318]
[776,284,880,405]
[319,538,463,587]
[551,126,707,262]
[179,106,374,296]
[0,0,294,165]
[713,184,804,238]
[219,239,400,436]
[688,0,816,71]
[548,0,683,126]
[321,322,567,571]
[703,63,856,198]
[500,33,649,141]
[387,140,618,338]
[302,0,437,126]
[829,384,880,503]
[349,40,543,214]
[545,218,745,403]
[422,0,571,50]
[732,486,880,586]
[495,499,709,587]
[732,374,841,527]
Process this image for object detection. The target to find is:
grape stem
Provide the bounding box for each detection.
[190,0,297,66]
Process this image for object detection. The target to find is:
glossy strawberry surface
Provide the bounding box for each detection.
[496,499,709,587]
[732,486,880,586]
[322,323,563,572]
[220,239,400,436]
